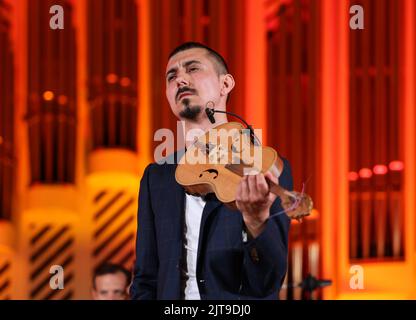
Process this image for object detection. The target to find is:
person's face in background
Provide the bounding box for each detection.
[165,47,232,122]
[91,272,129,300]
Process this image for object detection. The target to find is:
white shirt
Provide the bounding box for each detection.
[183,194,206,300]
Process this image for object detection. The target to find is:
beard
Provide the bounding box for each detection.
[179,98,202,121]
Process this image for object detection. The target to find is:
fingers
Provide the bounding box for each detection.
[247,174,268,203]
[245,175,251,197]
[243,176,250,200]
[236,175,248,202]
[264,171,278,185]
[235,176,242,202]
[236,173,274,206]
[255,174,269,197]
[236,173,275,221]
[263,172,278,203]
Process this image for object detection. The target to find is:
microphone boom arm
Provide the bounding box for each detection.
[205,107,259,145]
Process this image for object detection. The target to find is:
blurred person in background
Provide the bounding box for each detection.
[92,263,132,300]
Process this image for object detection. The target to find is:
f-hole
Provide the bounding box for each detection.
[199,169,219,179]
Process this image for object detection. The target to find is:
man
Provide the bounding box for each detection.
[92,263,131,300]
[130,42,293,300]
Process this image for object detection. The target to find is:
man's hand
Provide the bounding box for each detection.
[235,172,278,238]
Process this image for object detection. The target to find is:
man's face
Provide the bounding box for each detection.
[92,272,128,300]
[165,48,224,121]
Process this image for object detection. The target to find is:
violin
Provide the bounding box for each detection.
[175,122,313,221]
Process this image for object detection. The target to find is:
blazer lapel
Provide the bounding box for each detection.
[162,163,184,299]
[166,162,185,249]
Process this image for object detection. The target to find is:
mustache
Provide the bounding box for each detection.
[176,87,197,101]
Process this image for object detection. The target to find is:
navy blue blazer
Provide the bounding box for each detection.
[130,154,293,300]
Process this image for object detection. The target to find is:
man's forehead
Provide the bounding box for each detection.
[96,272,126,283]
[166,48,209,71]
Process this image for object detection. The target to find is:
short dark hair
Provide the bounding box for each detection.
[93,263,131,289]
[168,42,229,75]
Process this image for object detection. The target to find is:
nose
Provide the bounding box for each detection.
[175,70,190,87]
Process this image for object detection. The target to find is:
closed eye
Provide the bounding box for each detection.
[188,66,199,72]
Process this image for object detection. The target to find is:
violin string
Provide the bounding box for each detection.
[268,181,307,220]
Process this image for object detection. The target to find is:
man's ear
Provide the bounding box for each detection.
[220,74,235,97]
